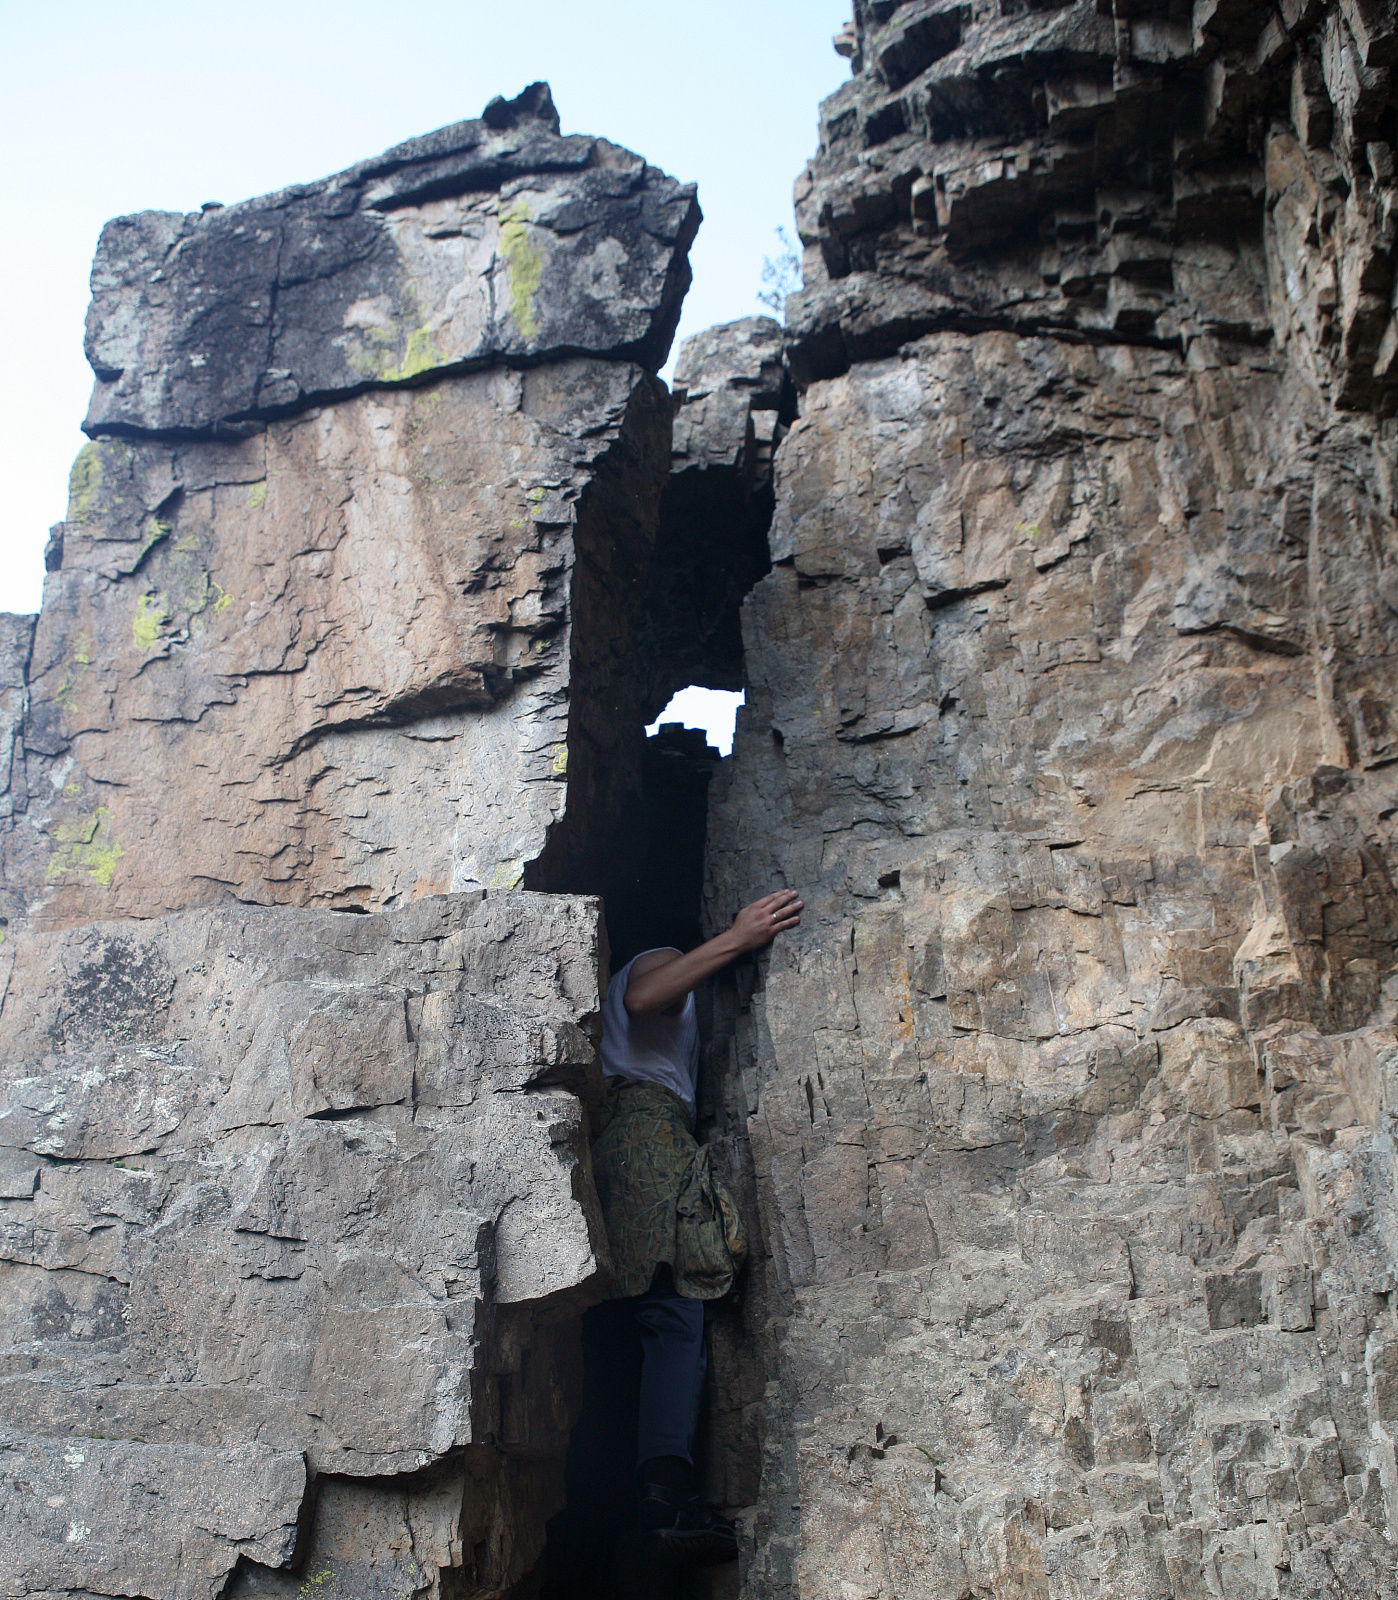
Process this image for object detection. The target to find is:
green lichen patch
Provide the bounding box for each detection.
[67,443,103,526]
[499,201,544,342]
[50,633,94,712]
[143,515,174,555]
[341,290,445,385]
[342,324,397,380]
[129,516,236,645]
[66,439,135,528]
[486,858,525,890]
[132,592,170,652]
[382,324,445,383]
[46,807,124,888]
[247,481,267,510]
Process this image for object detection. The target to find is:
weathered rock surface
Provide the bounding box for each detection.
[1,1436,307,1600]
[84,83,697,437]
[15,360,667,928]
[0,891,604,1598]
[690,2,1398,1596]
[1,85,687,1600]
[5,84,698,934]
[16,3,1398,1593]
[0,614,33,973]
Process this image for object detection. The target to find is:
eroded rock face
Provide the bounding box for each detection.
[0,892,605,1600]
[14,4,1398,1592]
[5,83,691,934]
[1,85,687,1600]
[695,3,1398,1596]
[16,362,667,927]
[83,83,697,437]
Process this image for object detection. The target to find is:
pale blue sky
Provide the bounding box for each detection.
[0,0,850,616]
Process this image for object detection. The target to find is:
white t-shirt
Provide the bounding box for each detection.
[600,947,700,1112]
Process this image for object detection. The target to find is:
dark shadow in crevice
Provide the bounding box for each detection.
[537,730,724,1600]
[536,318,793,1600]
[638,468,774,729]
[604,725,720,971]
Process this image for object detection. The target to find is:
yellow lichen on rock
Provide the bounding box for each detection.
[45,807,124,887]
[499,201,544,342]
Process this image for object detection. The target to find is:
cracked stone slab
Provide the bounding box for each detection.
[0,892,608,1483]
[0,1434,306,1600]
[16,357,670,927]
[82,83,698,437]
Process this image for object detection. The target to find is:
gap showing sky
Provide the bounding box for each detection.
[647,687,745,755]
[0,1,850,617]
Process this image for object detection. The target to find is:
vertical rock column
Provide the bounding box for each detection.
[9,82,694,927]
[0,84,697,1600]
[705,5,1398,1597]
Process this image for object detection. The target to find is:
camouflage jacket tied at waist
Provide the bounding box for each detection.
[591,1076,748,1301]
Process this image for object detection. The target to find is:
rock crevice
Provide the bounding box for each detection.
[11,9,1398,1594]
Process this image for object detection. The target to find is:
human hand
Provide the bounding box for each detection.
[730,890,803,953]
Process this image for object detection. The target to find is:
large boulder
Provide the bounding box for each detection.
[83,83,698,437]
[0,890,606,1598]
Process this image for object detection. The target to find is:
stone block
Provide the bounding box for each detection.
[82,86,697,437]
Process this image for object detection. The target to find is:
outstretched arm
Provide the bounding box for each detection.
[623,890,804,1016]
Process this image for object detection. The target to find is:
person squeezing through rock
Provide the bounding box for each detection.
[590,888,803,1566]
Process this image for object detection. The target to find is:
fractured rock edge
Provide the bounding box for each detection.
[82,83,699,440]
[0,891,608,1600]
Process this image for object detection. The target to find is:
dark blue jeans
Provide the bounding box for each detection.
[631,1267,707,1466]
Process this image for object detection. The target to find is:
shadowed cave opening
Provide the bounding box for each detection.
[535,361,787,1600]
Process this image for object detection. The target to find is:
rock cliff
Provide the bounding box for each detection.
[9,1,1398,1594]
[1,84,689,1600]
[697,1,1398,1596]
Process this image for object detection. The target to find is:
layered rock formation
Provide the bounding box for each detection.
[0,84,693,1600]
[11,2,1398,1594]
[1,894,603,1600]
[9,81,693,933]
[695,1,1398,1596]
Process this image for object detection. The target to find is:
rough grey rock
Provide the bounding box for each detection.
[0,1436,306,1600]
[670,315,789,480]
[0,616,32,827]
[83,84,698,437]
[14,358,668,929]
[0,890,605,1596]
[19,8,1398,1596]
[0,87,682,1600]
[702,324,1398,1596]
[678,4,1398,1597]
[782,0,1398,413]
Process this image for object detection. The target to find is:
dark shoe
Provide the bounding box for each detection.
[637,1482,739,1566]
